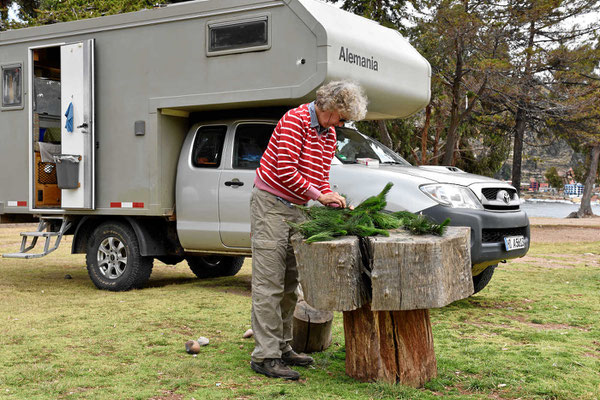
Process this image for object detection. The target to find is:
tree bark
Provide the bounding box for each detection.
[511,107,526,194]
[291,299,333,353]
[377,120,393,149]
[291,234,368,312]
[573,144,600,218]
[511,21,536,196]
[420,104,432,165]
[343,303,437,387]
[367,227,473,311]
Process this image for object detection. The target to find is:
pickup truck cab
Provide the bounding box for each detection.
[176,116,530,293]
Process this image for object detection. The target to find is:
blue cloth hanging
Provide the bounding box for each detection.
[64,102,74,133]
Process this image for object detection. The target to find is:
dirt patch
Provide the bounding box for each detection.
[531,226,600,243]
[516,255,579,269]
[506,315,590,331]
[148,390,183,400]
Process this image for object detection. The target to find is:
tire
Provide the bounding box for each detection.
[86,221,153,291]
[186,255,244,278]
[472,264,497,294]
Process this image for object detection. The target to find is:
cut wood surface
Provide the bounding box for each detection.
[368,226,473,310]
[291,299,333,353]
[291,234,368,311]
[343,303,437,386]
[292,226,472,312]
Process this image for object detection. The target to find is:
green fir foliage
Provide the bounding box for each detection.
[290,183,450,242]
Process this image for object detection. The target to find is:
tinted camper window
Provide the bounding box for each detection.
[2,64,22,108]
[208,17,269,55]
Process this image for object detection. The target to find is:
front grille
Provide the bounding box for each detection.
[481,226,527,243]
[484,204,520,211]
[482,187,517,200]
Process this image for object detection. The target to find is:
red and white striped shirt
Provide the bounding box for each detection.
[255,103,336,204]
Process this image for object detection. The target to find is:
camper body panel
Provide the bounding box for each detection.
[0,0,330,217]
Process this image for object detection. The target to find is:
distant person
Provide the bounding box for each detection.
[249,81,368,380]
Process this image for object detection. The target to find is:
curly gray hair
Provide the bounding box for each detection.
[315,80,368,121]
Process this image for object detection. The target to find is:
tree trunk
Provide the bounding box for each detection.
[442,87,462,165]
[512,21,535,196]
[343,303,437,387]
[574,144,600,218]
[377,120,393,149]
[291,299,333,353]
[420,104,432,165]
[511,107,526,195]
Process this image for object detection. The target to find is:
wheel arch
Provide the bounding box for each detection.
[72,216,179,256]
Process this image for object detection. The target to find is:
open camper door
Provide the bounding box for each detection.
[59,39,95,209]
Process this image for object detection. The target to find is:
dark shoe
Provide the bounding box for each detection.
[282,350,314,366]
[251,358,300,380]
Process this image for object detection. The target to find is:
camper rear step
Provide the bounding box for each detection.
[2,217,71,259]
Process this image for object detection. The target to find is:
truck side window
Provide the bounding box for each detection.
[233,123,274,169]
[191,125,227,168]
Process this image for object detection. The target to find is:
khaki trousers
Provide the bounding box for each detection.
[250,187,306,362]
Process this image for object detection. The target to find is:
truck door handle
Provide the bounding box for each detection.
[224,180,244,187]
[77,122,89,129]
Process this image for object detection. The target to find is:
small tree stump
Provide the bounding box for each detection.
[291,299,334,353]
[344,303,436,386]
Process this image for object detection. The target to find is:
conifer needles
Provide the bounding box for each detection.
[290,183,450,243]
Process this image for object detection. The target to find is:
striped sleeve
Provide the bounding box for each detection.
[269,112,314,197]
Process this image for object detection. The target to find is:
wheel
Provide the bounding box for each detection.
[472,264,497,294]
[186,255,244,278]
[86,221,153,291]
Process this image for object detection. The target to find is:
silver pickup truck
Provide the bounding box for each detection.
[175,116,530,294]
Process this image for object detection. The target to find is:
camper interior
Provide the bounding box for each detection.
[32,46,61,209]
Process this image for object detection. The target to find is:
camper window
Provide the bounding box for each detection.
[1,64,23,109]
[207,16,269,55]
[233,123,273,169]
[191,125,227,168]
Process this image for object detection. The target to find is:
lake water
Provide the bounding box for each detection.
[521,200,600,218]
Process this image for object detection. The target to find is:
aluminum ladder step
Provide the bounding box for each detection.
[20,231,59,237]
[2,217,71,259]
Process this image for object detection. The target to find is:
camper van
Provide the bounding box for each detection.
[0,0,529,292]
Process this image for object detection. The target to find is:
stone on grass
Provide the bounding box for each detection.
[197,337,210,346]
[243,329,253,338]
[185,340,201,354]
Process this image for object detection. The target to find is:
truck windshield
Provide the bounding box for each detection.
[335,127,410,165]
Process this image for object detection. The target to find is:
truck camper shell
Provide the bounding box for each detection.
[0,0,431,219]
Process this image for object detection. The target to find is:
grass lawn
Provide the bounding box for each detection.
[0,224,599,399]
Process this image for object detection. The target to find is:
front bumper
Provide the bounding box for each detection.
[421,205,530,274]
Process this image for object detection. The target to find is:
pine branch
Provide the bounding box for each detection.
[289,183,451,243]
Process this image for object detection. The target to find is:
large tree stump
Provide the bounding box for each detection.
[291,235,368,311]
[367,227,473,310]
[291,299,334,353]
[292,227,472,387]
[344,304,436,386]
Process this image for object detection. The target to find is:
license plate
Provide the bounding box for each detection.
[504,235,525,251]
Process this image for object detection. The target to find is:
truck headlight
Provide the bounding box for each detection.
[420,184,483,209]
